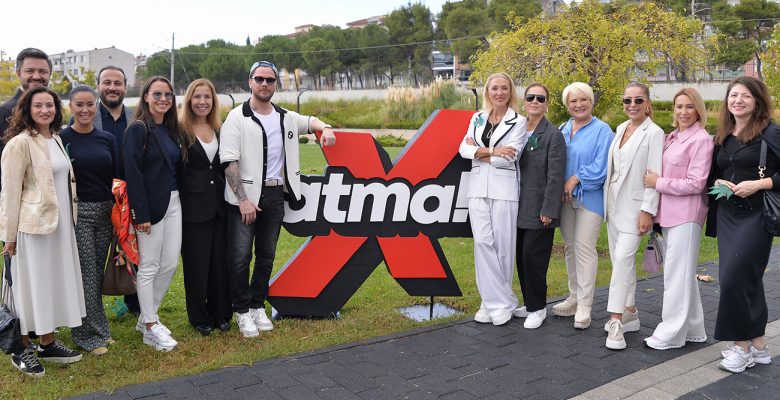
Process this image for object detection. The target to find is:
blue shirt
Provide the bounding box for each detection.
[60,126,118,202]
[560,116,613,217]
[153,124,182,191]
[100,103,129,158]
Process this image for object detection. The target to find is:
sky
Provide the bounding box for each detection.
[0,0,450,60]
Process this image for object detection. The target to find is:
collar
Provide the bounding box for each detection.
[671,121,703,144]
[531,117,550,136]
[242,100,287,118]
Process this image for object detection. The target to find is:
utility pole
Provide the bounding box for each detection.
[170,33,175,89]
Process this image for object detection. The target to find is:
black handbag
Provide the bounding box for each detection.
[102,236,137,296]
[759,140,780,236]
[0,255,24,355]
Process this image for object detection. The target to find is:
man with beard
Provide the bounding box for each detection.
[93,66,133,169]
[0,48,51,191]
[219,61,336,338]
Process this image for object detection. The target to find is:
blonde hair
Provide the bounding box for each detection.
[180,78,222,142]
[672,88,707,129]
[481,72,519,116]
[562,82,594,106]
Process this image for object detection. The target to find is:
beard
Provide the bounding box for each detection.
[102,97,124,108]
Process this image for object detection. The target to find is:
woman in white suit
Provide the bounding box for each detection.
[604,82,664,350]
[460,72,528,326]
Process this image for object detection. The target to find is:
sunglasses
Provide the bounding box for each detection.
[151,91,174,101]
[622,97,645,105]
[252,76,277,85]
[525,94,547,103]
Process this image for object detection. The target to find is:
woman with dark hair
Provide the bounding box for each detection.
[512,83,565,329]
[179,79,231,336]
[0,86,84,376]
[61,85,118,355]
[603,82,663,350]
[706,76,780,373]
[125,76,189,351]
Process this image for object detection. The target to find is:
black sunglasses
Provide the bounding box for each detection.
[622,97,645,105]
[525,94,547,103]
[252,76,277,85]
[151,91,174,101]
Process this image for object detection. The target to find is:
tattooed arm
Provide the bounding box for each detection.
[225,161,260,224]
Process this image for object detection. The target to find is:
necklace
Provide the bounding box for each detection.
[485,122,497,139]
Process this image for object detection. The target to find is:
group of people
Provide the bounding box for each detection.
[0,49,335,377]
[461,73,778,374]
[0,46,775,378]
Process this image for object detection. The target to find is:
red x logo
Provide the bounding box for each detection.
[268,109,475,317]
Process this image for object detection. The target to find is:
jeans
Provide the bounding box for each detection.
[227,186,284,314]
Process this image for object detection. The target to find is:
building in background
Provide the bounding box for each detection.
[50,46,137,86]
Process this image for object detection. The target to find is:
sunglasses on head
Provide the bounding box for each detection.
[151,91,174,101]
[525,94,547,103]
[622,97,645,105]
[252,76,277,85]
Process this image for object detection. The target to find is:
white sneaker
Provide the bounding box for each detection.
[249,308,274,331]
[136,318,171,335]
[492,310,512,326]
[474,307,491,323]
[719,345,755,373]
[513,306,529,318]
[603,309,640,332]
[552,296,577,317]
[524,309,547,329]
[236,312,259,338]
[143,324,177,352]
[605,319,626,350]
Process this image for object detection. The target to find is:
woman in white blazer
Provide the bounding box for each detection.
[604,82,664,350]
[460,72,529,326]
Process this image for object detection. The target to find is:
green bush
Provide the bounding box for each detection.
[376,134,408,147]
[299,136,309,144]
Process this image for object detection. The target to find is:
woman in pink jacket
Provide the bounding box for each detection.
[643,88,713,349]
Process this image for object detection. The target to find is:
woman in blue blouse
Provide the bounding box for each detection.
[552,82,613,329]
[60,86,118,355]
[124,76,189,352]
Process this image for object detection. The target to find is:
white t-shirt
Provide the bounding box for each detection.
[198,134,219,163]
[253,109,285,182]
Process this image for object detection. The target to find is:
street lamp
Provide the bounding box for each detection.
[297,87,310,113]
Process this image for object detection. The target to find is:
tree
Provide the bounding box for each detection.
[761,24,780,100]
[357,24,394,87]
[487,0,542,31]
[385,2,435,86]
[254,35,302,74]
[0,61,18,101]
[301,37,339,90]
[50,67,98,97]
[472,0,705,121]
[440,1,492,63]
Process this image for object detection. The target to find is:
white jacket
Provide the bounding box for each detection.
[219,101,313,206]
[459,109,529,201]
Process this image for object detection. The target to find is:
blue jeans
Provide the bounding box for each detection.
[226,186,284,314]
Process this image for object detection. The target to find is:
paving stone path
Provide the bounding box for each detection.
[72,246,780,400]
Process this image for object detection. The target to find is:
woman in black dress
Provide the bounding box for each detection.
[707,76,780,373]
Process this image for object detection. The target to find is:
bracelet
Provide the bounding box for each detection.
[323,124,333,129]
[489,146,494,156]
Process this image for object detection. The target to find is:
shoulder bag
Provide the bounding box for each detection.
[759,139,780,236]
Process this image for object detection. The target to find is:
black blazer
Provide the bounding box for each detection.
[124,120,184,225]
[517,117,567,229]
[181,138,226,223]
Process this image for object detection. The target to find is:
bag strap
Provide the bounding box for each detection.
[760,139,767,179]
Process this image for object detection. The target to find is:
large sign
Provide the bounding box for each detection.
[269,109,475,317]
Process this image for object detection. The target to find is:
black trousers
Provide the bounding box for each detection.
[714,206,772,341]
[516,227,555,312]
[226,186,284,314]
[182,215,232,326]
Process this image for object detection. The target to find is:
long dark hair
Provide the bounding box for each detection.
[715,76,773,145]
[134,76,189,159]
[3,86,63,143]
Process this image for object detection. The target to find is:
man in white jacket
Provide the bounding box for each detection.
[219,61,336,337]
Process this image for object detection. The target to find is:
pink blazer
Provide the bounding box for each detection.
[654,122,714,227]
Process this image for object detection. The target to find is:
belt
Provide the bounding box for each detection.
[264,179,284,187]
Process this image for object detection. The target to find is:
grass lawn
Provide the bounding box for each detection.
[0,144,720,399]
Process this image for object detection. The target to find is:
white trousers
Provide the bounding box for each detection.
[651,222,706,345]
[469,197,519,318]
[559,202,602,307]
[606,217,641,313]
[137,191,182,324]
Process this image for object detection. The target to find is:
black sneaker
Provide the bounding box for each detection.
[37,340,82,364]
[11,347,45,377]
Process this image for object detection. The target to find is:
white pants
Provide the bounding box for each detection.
[606,217,641,313]
[137,191,182,324]
[469,197,519,318]
[651,222,706,344]
[559,202,602,308]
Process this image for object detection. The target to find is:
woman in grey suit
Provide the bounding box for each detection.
[512,83,566,329]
